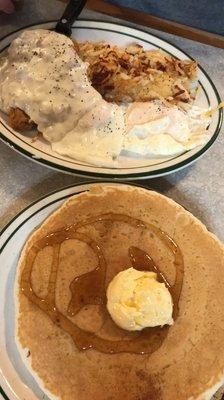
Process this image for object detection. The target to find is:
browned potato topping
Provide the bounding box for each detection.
[77,41,197,104]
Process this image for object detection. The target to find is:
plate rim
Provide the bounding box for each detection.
[0,387,9,400]
[0,180,150,239]
[0,19,223,179]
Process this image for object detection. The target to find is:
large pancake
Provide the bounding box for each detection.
[15,184,224,400]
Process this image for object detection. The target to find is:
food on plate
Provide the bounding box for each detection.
[107,267,173,330]
[78,41,197,103]
[8,107,35,130]
[16,184,224,400]
[0,29,213,167]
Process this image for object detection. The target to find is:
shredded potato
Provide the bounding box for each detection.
[77,41,198,104]
[8,41,199,132]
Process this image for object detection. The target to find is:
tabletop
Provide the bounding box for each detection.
[106,0,224,35]
[0,0,223,244]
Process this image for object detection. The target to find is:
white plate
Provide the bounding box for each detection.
[0,20,222,179]
[0,182,223,400]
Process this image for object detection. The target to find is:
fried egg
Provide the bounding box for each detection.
[0,29,211,167]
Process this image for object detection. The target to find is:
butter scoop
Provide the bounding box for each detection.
[107,267,173,331]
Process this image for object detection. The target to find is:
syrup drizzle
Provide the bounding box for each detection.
[20,213,184,354]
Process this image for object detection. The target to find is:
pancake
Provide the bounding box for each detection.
[15,184,224,400]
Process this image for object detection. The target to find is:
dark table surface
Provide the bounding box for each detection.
[107,0,224,35]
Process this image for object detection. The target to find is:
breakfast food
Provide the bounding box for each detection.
[78,41,197,103]
[0,29,212,167]
[8,107,35,130]
[16,184,224,400]
[107,267,174,330]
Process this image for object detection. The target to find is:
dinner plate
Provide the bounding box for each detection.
[0,20,222,179]
[0,182,223,400]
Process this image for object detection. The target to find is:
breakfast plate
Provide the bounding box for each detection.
[0,20,222,179]
[0,182,224,400]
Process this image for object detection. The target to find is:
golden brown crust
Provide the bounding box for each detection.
[78,42,197,104]
[9,107,35,131]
